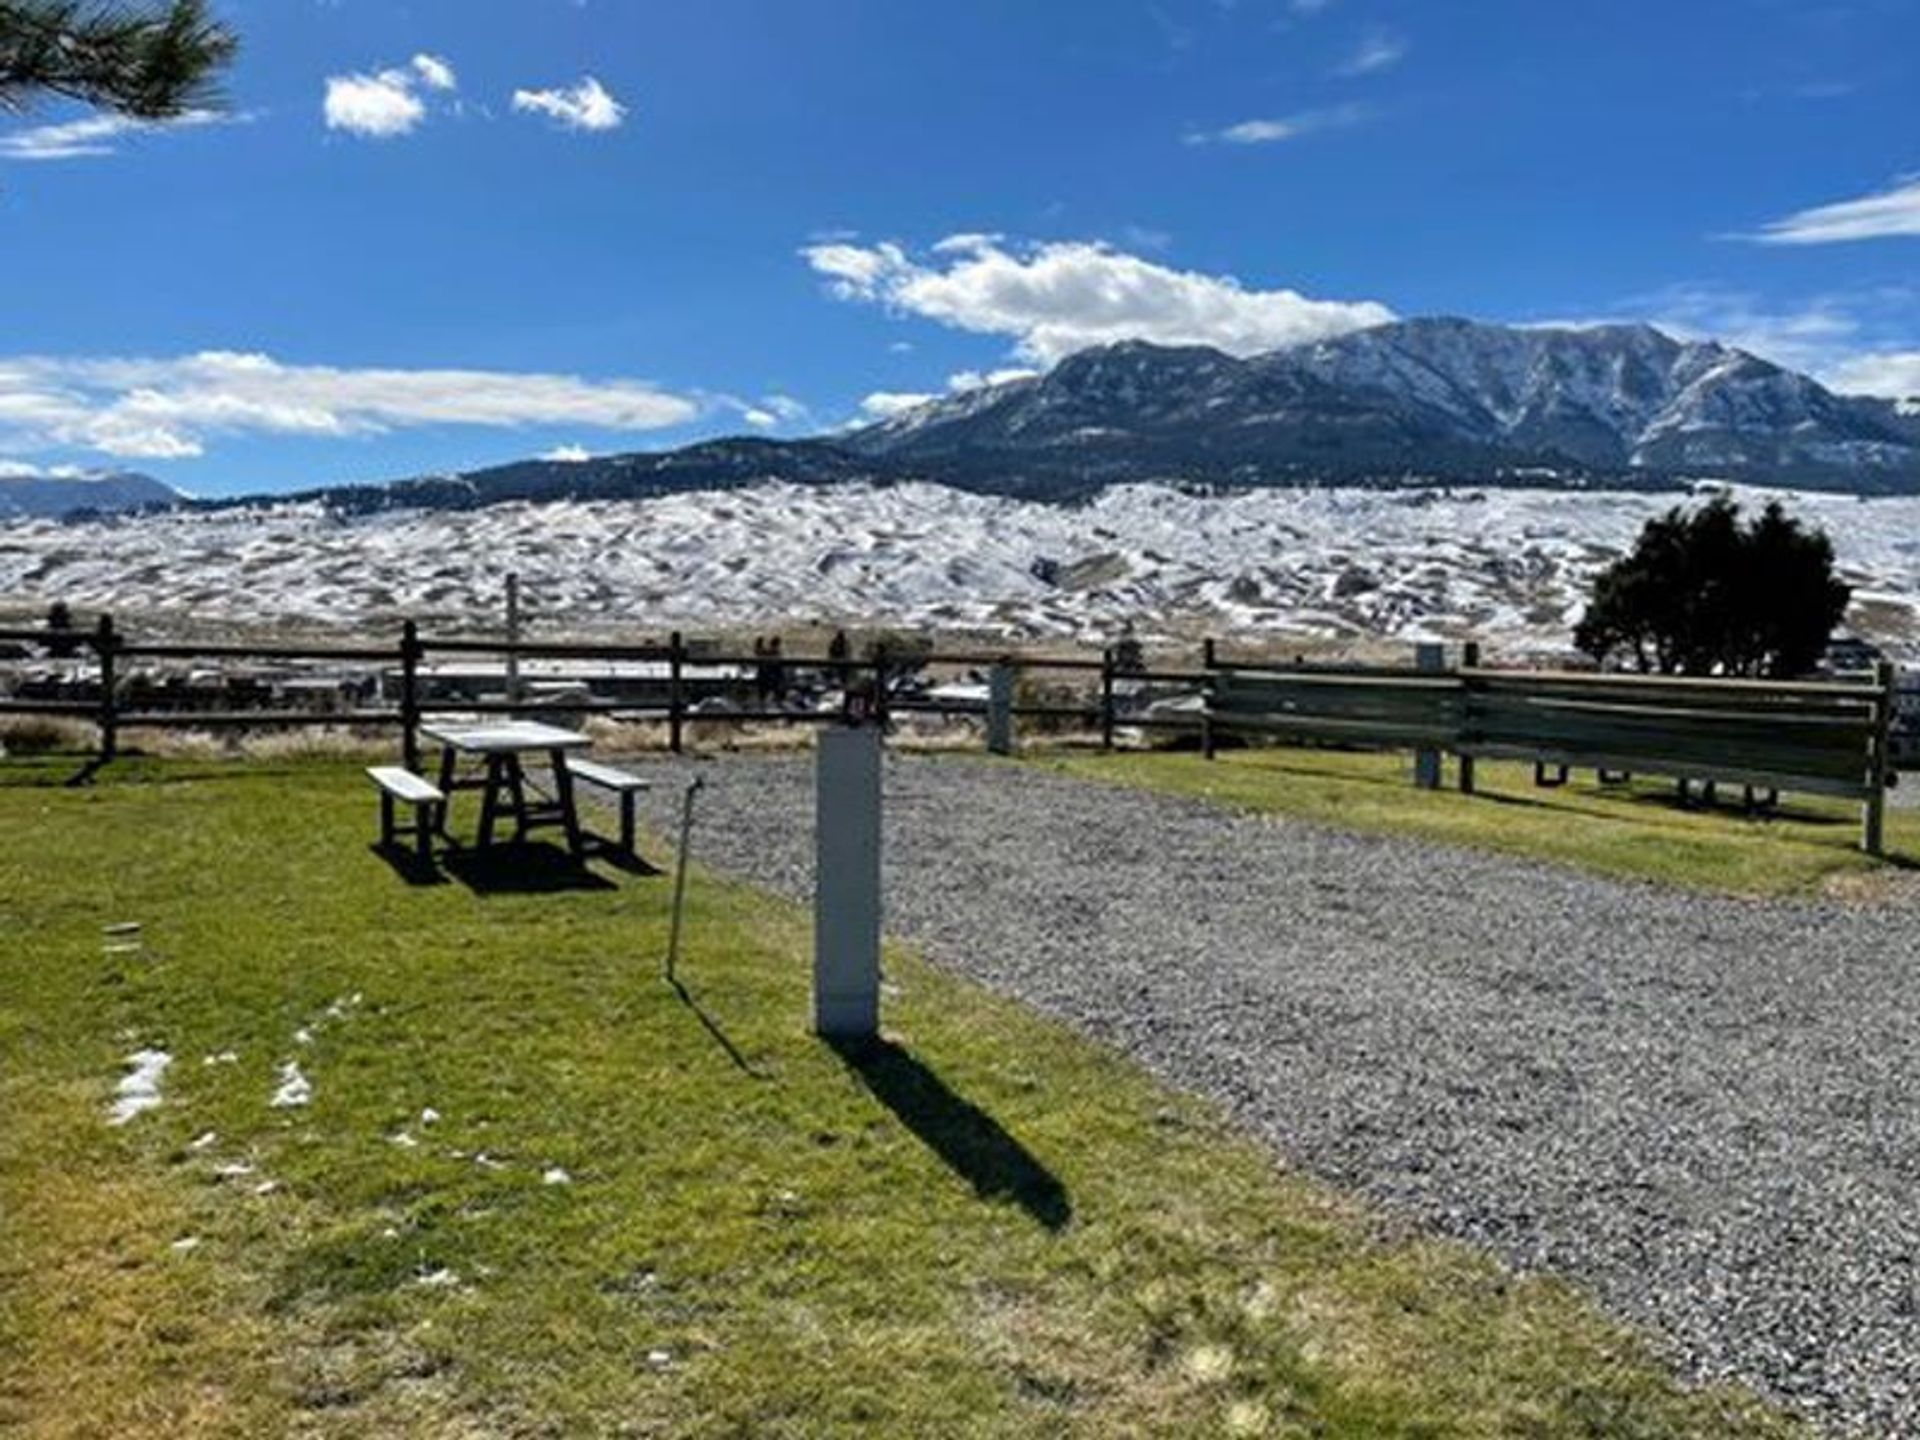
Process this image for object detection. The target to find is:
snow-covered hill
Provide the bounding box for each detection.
[3,481,1916,659]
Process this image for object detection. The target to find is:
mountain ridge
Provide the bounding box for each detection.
[13,318,1920,519]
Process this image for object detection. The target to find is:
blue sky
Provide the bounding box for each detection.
[1,0,1917,496]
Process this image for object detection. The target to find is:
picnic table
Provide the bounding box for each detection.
[420,720,593,856]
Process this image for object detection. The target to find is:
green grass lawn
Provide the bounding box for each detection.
[1044,747,1920,897]
[0,757,1805,1437]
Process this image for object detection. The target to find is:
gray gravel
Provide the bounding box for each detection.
[615,753,1919,1434]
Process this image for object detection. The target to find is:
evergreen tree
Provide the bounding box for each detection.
[1,1,236,120]
[1574,496,1851,678]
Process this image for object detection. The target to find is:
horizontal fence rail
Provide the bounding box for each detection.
[1,616,1900,852]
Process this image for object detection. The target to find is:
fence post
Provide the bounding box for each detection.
[986,663,1014,755]
[1864,658,1895,857]
[400,620,421,772]
[1100,647,1116,751]
[94,613,118,765]
[1413,642,1443,789]
[504,572,523,704]
[1457,641,1479,795]
[1201,638,1218,760]
[876,644,894,730]
[668,630,685,754]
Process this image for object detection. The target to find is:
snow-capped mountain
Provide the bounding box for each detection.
[847,319,1920,496]
[0,470,181,520]
[153,318,1920,520]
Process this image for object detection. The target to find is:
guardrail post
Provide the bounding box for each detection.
[667,631,685,754]
[400,620,422,771]
[94,613,118,764]
[1100,647,1116,751]
[1201,638,1218,760]
[986,663,1014,755]
[1413,642,1443,789]
[1864,658,1895,857]
[1457,641,1478,795]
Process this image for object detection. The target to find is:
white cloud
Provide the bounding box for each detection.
[858,391,939,420]
[322,55,459,139]
[411,54,458,92]
[741,409,779,429]
[325,70,428,138]
[0,460,88,478]
[511,77,626,132]
[1336,29,1409,76]
[1746,176,1920,245]
[947,368,1039,392]
[1624,284,1862,374]
[803,235,1394,365]
[1826,352,1920,400]
[541,444,594,462]
[1569,282,1920,402]
[1185,103,1366,147]
[0,108,237,162]
[0,352,698,461]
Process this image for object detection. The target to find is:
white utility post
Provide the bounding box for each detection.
[813,724,882,1040]
[504,572,523,703]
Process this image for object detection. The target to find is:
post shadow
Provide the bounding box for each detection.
[826,1035,1072,1232]
[669,977,763,1077]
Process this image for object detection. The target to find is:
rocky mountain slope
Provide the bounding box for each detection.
[849,319,1920,496]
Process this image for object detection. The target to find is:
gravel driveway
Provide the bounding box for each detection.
[617,752,1918,1434]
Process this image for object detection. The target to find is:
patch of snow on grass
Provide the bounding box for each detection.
[108,1049,172,1125]
[270,1061,312,1108]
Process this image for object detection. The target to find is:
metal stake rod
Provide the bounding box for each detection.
[665,775,705,981]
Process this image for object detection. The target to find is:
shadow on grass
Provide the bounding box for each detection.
[827,1035,1072,1232]
[439,842,616,895]
[369,843,450,888]
[589,843,666,878]
[669,978,764,1077]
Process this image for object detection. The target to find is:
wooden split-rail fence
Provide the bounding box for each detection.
[0,617,1900,854]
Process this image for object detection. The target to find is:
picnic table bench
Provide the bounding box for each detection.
[564,756,651,856]
[367,765,444,863]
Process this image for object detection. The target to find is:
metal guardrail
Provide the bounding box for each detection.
[1204,654,1897,854]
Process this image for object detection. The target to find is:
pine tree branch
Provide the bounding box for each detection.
[0,0,237,119]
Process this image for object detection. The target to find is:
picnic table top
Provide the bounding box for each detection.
[418,720,592,754]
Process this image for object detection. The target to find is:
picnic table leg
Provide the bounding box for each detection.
[434,745,458,839]
[550,748,586,857]
[477,755,503,849]
[505,755,531,842]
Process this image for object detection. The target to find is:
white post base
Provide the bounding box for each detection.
[814,726,882,1040]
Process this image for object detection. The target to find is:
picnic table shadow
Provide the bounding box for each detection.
[425,840,618,895]
[827,1035,1072,1232]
